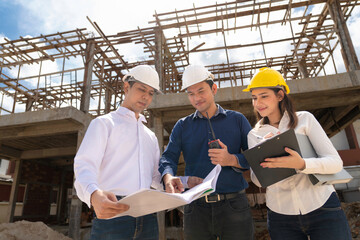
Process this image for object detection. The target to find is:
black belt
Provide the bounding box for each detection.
[199,190,245,203]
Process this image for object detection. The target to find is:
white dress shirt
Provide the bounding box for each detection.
[74,107,162,207]
[248,111,343,215]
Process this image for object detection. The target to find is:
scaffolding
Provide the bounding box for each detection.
[1,1,360,239]
[0,0,359,116]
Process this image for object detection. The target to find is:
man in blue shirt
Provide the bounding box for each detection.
[159,65,254,240]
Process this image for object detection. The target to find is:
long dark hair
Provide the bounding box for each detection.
[255,88,298,129]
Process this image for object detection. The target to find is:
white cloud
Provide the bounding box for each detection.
[0,93,25,114]
[4,34,60,87]
[3,0,360,82]
[10,0,226,67]
[0,34,6,43]
[12,0,204,36]
[348,6,360,59]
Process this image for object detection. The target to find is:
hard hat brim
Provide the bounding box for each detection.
[181,76,215,91]
[242,85,290,94]
[122,74,163,94]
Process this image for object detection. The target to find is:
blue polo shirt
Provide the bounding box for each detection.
[159,105,251,193]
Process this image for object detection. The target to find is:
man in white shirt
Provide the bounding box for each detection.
[74,65,164,239]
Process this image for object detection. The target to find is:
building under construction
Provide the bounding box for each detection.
[0,0,360,239]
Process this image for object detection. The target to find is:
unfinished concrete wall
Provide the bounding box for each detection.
[16,160,73,223]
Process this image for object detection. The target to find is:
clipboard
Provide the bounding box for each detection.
[244,129,353,187]
[244,129,298,188]
[296,134,353,185]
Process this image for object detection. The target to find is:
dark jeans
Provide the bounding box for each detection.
[90,213,158,240]
[183,192,254,240]
[267,192,352,240]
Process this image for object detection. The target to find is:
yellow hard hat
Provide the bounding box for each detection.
[242,67,290,94]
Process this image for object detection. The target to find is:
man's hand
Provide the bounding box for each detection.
[90,190,129,219]
[208,139,240,167]
[163,174,184,193]
[260,147,306,170]
[187,176,203,188]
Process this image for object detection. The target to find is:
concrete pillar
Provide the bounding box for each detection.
[25,98,34,112]
[80,40,96,113]
[155,27,164,92]
[153,113,164,151]
[153,112,165,240]
[157,211,166,240]
[6,159,22,223]
[104,86,112,114]
[70,39,95,238]
[298,59,309,79]
[69,128,87,240]
[327,0,360,72]
[68,189,83,240]
[56,170,66,223]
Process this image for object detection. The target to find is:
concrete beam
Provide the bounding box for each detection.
[0,145,21,159]
[294,90,360,110]
[21,146,77,160]
[328,105,360,137]
[0,107,93,128]
[318,105,356,131]
[289,71,360,94]
[0,122,80,140]
[155,90,360,126]
[50,158,74,166]
[148,70,360,110]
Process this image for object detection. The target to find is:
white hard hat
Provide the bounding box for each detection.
[181,65,214,91]
[122,65,162,93]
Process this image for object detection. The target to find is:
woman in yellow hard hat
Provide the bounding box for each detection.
[243,67,351,239]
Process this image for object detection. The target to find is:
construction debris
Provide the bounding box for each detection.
[342,201,360,239]
[0,220,71,240]
[254,221,270,240]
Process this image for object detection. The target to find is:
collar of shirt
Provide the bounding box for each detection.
[192,104,227,119]
[254,110,289,132]
[116,106,147,123]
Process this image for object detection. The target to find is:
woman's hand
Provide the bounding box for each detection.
[260,147,306,170]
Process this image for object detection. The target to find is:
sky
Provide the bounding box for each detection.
[0,0,203,39]
[1,0,359,73]
[0,0,360,71]
[0,0,360,113]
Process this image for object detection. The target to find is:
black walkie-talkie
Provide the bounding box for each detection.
[206,112,221,149]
